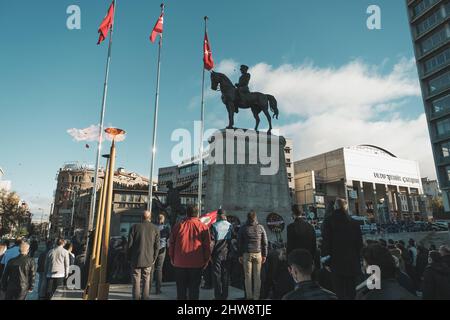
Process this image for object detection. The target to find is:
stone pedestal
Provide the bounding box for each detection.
[204,129,292,242]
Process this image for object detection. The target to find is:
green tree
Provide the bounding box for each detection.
[0,190,31,237]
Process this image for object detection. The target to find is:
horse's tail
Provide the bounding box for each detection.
[267,95,279,120]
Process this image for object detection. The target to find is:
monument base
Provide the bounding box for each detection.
[205,129,292,242]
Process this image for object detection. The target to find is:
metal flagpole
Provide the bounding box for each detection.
[88,0,116,245]
[148,3,165,212]
[198,16,208,215]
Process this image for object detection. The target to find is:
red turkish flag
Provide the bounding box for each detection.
[200,210,218,228]
[97,1,115,45]
[203,32,214,71]
[150,13,164,43]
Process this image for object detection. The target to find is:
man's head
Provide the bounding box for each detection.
[362,244,396,279]
[334,198,348,212]
[19,242,30,256]
[247,210,257,224]
[217,209,227,221]
[158,213,166,224]
[57,238,66,247]
[408,239,416,247]
[240,65,249,74]
[143,210,151,221]
[287,249,314,283]
[64,243,73,252]
[166,181,173,189]
[15,238,23,246]
[46,240,53,250]
[186,205,199,218]
[291,204,302,218]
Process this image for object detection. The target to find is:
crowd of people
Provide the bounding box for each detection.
[0,197,450,300]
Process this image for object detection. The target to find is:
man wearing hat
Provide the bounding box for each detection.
[234,65,251,113]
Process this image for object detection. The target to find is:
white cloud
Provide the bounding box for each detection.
[67,124,126,142]
[213,57,436,178]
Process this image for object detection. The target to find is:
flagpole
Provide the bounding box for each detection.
[198,16,208,215]
[88,0,116,242]
[148,3,165,212]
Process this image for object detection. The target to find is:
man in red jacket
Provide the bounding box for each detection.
[169,205,211,300]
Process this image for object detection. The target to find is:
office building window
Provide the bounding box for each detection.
[416,7,444,37]
[437,117,450,136]
[441,140,450,158]
[413,0,439,18]
[429,70,450,93]
[432,93,450,114]
[424,47,450,74]
[420,27,449,55]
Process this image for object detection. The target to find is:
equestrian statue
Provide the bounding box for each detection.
[210,65,279,135]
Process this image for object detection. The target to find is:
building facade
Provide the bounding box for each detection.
[294,145,424,222]
[406,0,450,214]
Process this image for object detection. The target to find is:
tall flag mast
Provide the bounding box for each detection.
[147,3,165,212]
[198,16,214,214]
[89,0,116,237]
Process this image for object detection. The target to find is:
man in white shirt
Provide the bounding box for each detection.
[44,238,70,299]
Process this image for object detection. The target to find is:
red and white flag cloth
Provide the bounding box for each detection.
[203,32,214,70]
[200,210,218,228]
[150,13,164,43]
[97,1,115,45]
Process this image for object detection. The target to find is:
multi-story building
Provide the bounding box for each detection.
[50,162,98,237]
[294,145,424,222]
[406,0,450,215]
[50,163,159,238]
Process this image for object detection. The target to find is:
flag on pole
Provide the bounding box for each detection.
[150,13,164,43]
[203,32,214,70]
[200,210,218,228]
[97,1,115,45]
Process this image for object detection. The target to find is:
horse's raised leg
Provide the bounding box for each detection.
[252,108,260,132]
[263,109,272,135]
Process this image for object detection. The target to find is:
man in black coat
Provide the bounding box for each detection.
[282,249,337,300]
[321,198,363,300]
[127,211,160,300]
[422,251,450,300]
[1,242,36,300]
[286,204,317,257]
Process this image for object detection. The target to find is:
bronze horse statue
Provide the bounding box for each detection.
[211,71,279,134]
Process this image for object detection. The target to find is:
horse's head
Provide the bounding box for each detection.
[211,71,219,91]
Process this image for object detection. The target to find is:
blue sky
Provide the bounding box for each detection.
[0,0,432,219]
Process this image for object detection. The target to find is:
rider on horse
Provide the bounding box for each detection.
[234,65,251,114]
